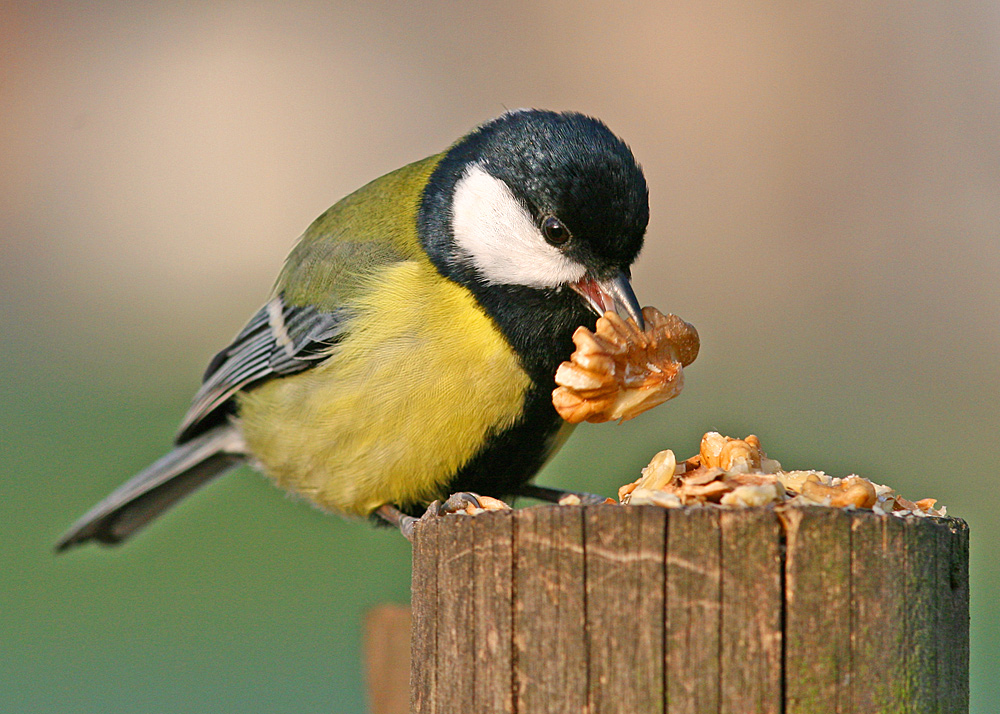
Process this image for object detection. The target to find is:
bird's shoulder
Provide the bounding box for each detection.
[278,152,445,312]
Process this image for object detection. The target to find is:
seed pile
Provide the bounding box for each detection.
[620,432,945,517]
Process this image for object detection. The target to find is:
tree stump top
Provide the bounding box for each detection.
[410,504,969,714]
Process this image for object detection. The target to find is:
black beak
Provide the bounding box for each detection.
[570,271,645,331]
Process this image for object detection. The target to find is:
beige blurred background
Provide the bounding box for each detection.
[3,2,998,712]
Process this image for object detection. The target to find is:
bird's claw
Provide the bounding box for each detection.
[380,493,511,541]
[439,491,482,514]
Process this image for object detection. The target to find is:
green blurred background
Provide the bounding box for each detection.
[3,2,998,711]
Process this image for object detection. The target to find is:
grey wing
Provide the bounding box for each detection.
[175,295,349,442]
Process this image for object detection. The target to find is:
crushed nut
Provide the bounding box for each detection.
[628,489,683,508]
[619,432,945,517]
[700,431,729,467]
[799,477,877,509]
[776,470,822,493]
[699,432,766,472]
[638,449,677,490]
[721,483,785,507]
[552,307,699,423]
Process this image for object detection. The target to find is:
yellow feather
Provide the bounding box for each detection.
[238,260,531,515]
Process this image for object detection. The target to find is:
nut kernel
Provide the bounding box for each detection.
[552,307,699,424]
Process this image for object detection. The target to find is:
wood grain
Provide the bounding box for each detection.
[904,516,939,710]
[849,511,908,713]
[407,506,968,714]
[665,506,721,714]
[410,516,439,714]
[472,510,514,714]
[513,506,587,714]
[719,508,783,714]
[937,518,971,714]
[783,507,851,714]
[584,505,665,714]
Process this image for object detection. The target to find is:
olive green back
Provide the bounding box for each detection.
[278,154,444,311]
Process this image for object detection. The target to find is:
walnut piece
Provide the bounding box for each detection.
[621,432,946,517]
[552,307,699,423]
[799,477,878,508]
[624,433,786,507]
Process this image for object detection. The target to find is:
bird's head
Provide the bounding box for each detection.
[420,110,649,329]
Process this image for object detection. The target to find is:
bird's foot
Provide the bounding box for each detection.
[518,483,611,506]
[375,492,511,542]
[437,491,511,516]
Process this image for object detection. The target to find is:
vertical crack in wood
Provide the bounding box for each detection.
[904,516,939,710]
[928,517,938,707]
[433,523,439,714]
[934,517,970,713]
[850,513,908,712]
[511,506,587,712]
[716,511,724,714]
[581,506,591,714]
[950,519,970,712]
[779,517,787,714]
[583,505,665,713]
[782,509,853,714]
[846,514,853,714]
[665,507,719,714]
[410,518,440,714]
[661,509,668,714]
[903,516,909,710]
[470,510,514,714]
[929,516,970,714]
[721,509,782,713]
[510,513,519,714]
[471,515,478,708]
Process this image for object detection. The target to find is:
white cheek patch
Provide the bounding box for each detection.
[450,165,587,288]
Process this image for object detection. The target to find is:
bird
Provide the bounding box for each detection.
[56,109,649,550]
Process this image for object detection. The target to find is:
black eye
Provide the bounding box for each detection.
[541,216,570,245]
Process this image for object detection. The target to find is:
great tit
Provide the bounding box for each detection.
[57,109,649,550]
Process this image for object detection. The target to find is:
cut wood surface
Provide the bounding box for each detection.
[409,504,969,714]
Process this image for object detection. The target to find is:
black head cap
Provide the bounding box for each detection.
[420,110,649,285]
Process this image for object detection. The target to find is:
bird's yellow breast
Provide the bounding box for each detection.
[237,260,532,515]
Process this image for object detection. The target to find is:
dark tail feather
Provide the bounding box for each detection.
[56,425,246,551]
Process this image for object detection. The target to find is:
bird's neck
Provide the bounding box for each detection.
[460,277,595,387]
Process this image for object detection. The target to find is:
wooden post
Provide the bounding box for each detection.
[410,505,969,714]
